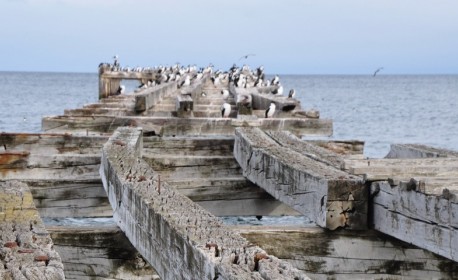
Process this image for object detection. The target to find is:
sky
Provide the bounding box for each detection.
[1,0,457,74]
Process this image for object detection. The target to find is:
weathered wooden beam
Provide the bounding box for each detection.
[100,70,159,80]
[236,226,458,279]
[345,157,458,169]
[42,115,333,137]
[100,127,310,280]
[48,226,158,279]
[371,181,458,262]
[234,128,366,230]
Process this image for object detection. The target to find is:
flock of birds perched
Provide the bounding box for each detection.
[99,55,298,119]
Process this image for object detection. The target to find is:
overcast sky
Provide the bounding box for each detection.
[1,0,457,74]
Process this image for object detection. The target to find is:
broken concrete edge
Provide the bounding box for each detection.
[385,143,458,159]
[99,127,310,280]
[134,82,178,112]
[0,180,65,280]
[371,181,458,262]
[233,127,367,230]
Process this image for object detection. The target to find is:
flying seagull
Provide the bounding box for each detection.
[373,67,384,77]
[239,53,255,61]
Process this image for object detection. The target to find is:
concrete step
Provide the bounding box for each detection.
[143,136,234,156]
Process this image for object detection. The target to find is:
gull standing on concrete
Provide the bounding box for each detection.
[265,102,276,118]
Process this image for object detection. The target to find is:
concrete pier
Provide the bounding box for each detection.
[2,62,458,278]
[100,127,309,280]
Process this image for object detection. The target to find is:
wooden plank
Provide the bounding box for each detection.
[386,143,458,159]
[48,226,158,279]
[235,226,458,279]
[345,157,458,170]
[372,181,458,262]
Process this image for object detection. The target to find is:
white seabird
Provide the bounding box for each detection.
[265,102,276,118]
[288,89,296,98]
[221,89,230,100]
[221,103,231,118]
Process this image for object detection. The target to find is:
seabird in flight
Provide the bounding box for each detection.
[221,103,231,118]
[239,53,255,61]
[265,102,276,118]
[373,67,384,77]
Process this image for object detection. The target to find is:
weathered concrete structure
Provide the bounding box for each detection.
[2,62,458,279]
[234,128,366,230]
[100,127,309,279]
[0,181,65,279]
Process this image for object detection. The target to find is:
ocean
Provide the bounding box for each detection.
[1,71,457,158]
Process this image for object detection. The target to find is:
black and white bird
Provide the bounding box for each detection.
[265,102,276,118]
[221,103,231,118]
[272,83,283,96]
[288,89,296,98]
[116,85,126,95]
[221,89,230,100]
[271,75,280,85]
[179,75,191,88]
